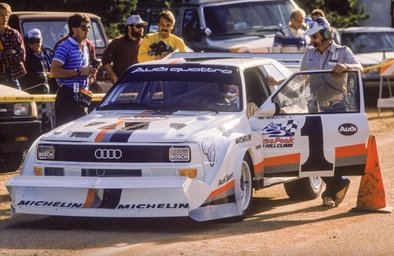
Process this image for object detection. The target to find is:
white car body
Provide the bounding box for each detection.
[7,55,369,221]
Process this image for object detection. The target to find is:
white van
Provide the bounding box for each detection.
[137,0,299,53]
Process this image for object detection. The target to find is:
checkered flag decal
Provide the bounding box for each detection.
[281,120,298,136]
[262,120,299,137]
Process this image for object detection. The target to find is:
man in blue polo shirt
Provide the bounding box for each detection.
[51,13,97,127]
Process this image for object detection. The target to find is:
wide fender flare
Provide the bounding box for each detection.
[20,134,44,175]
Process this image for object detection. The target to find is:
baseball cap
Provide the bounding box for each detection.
[27,28,42,39]
[125,15,147,26]
[305,17,331,36]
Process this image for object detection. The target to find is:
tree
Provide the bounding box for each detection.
[8,0,138,38]
[296,0,369,28]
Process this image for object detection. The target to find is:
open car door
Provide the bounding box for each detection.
[250,70,369,178]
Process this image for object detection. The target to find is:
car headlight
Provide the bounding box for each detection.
[169,147,190,162]
[13,102,37,116]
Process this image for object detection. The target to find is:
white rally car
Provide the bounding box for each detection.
[7,55,369,221]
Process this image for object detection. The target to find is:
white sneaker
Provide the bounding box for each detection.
[335,182,350,207]
[323,197,335,207]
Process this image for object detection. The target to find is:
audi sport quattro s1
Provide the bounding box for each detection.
[6,55,369,221]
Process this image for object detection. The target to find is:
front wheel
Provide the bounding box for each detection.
[235,155,254,219]
[284,177,323,200]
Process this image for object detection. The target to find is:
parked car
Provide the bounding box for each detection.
[7,53,368,221]
[339,27,394,99]
[9,11,108,59]
[0,85,41,173]
[9,11,112,93]
[137,0,299,53]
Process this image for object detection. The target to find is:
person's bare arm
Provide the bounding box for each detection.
[332,63,363,73]
[103,63,118,84]
[51,60,96,78]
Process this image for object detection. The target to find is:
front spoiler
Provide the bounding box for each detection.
[6,176,214,220]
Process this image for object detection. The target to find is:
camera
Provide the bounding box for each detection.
[148,41,174,56]
[91,59,101,69]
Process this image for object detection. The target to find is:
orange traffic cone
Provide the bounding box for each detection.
[351,135,392,213]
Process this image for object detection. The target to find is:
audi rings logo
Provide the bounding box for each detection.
[94,149,123,160]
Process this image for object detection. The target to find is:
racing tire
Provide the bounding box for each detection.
[0,152,23,173]
[227,154,254,222]
[284,177,323,200]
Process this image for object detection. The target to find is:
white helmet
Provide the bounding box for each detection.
[305,17,331,36]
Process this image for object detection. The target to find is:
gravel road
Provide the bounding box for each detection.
[0,109,393,256]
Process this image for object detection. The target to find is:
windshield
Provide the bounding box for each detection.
[272,71,360,114]
[98,64,242,113]
[21,20,106,49]
[204,1,294,39]
[341,32,394,54]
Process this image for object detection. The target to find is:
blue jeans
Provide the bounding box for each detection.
[321,176,350,199]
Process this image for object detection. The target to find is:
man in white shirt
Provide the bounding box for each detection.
[272,9,307,53]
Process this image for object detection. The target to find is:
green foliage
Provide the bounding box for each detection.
[8,0,370,36]
[295,0,369,28]
[8,0,138,38]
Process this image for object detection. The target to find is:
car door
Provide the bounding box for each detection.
[250,70,369,178]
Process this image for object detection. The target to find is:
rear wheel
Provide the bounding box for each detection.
[0,152,23,173]
[284,177,323,200]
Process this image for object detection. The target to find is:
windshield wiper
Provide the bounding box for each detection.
[97,102,157,110]
[211,32,248,38]
[251,27,281,33]
[158,103,220,113]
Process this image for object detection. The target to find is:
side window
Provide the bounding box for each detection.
[244,68,270,107]
[88,21,106,48]
[137,9,161,33]
[273,71,360,114]
[182,9,202,42]
[21,21,68,48]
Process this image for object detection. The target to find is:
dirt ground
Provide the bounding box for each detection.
[0,108,393,256]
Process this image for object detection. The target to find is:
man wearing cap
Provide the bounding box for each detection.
[102,14,147,84]
[310,9,340,44]
[301,17,363,208]
[0,2,26,89]
[138,10,186,62]
[21,28,54,92]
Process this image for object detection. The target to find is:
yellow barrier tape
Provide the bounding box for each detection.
[0,93,106,103]
[362,59,394,72]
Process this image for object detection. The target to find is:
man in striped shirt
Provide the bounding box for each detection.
[272,9,307,53]
[51,13,97,127]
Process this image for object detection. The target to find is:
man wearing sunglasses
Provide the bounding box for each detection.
[21,28,54,93]
[300,17,363,208]
[51,13,97,127]
[310,9,340,44]
[102,14,147,84]
[0,2,26,90]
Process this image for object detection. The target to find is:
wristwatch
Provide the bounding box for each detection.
[76,68,81,76]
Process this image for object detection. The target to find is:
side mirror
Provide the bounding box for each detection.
[254,101,278,117]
